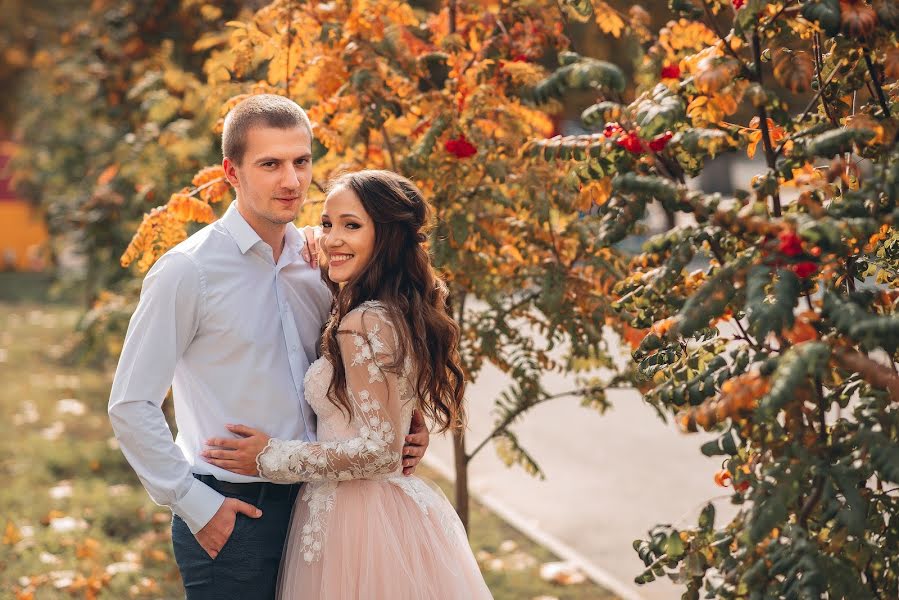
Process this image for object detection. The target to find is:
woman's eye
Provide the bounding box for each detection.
[346,223,360,230]
[321,222,332,229]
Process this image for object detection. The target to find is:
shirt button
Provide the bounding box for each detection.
[291,344,298,351]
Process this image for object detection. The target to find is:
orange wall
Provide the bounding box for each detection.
[0,201,48,271]
[0,138,49,271]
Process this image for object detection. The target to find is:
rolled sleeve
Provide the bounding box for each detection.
[172,478,227,533]
[108,251,223,532]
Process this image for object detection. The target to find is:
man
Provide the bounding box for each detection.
[108,94,430,599]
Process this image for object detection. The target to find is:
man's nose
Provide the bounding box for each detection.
[281,166,300,188]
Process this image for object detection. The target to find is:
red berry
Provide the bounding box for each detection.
[616,132,644,154]
[733,0,745,8]
[603,122,623,138]
[777,231,803,257]
[444,135,477,159]
[660,64,680,80]
[649,131,673,152]
[792,261,818,279]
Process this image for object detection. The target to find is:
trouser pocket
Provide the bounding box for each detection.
[171,514,214,588]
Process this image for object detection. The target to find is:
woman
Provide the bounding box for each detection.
[202,170,492,599]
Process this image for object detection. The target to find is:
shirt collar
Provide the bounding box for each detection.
[222,201,306,261]
[221,201,263,254]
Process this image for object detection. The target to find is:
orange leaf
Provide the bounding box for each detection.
[97,165,118,186]
[772,50,814,94]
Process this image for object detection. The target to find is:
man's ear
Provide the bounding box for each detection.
[222,157,240,188]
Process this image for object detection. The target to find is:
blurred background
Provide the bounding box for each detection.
[0,1,760,599]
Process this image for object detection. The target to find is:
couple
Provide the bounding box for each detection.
[108,94,492,599]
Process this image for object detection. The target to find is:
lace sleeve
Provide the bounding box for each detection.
[256,306,404,483]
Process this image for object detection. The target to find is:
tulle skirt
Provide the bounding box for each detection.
[276,476,493,599]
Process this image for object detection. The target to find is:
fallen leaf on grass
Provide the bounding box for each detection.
[539,561,587,585]
[49,516,88,533]
[12,401,39,426]
[105,561,140,576]
[49,481,73,500]
[3,520,23,545]
[41,421,65,440]
[56,398,86,416]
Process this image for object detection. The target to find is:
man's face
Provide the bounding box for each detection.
[223,125,313,229]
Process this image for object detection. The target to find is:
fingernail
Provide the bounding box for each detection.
[256,509,262,517]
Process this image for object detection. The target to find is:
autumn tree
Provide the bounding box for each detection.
[118,0,643,529]
[528,0,899,596]
[10,0,246,313]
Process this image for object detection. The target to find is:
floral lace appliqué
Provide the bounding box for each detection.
[299,481,337,563]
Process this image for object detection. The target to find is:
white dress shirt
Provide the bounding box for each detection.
[108,202,332,533]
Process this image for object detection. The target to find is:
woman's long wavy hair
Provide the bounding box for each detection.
[320,170,465,433]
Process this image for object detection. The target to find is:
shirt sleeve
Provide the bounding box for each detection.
[108,251,224,534]
[255,307,405,483]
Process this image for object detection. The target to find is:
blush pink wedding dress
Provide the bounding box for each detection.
[256,301,492,599]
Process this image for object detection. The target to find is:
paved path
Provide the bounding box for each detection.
[426,360,737,600]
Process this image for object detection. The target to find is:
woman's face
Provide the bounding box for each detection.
[321,185,376,284]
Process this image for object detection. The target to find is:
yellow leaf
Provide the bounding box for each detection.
[192,31,231,52]
[97,165,118,186]
[3,521,22,545]
[595,2,626,38]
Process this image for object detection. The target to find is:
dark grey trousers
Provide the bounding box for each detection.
[171,479,300,600]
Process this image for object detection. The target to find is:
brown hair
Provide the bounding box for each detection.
[221,94,313,165]
[322,170,465,433]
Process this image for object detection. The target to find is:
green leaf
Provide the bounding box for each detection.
[698,502,716,530]
[746,266,799,340]
[801,0,841,36]
[823,292,899,354]
[581,101,624,128]
[493,430,545,479]
[556,0,593,22]
[612,172,682,206]
[758,342,831,417]
[664,532,686,559]
[530,54,626,104]
[806,127,876,159]
[633,84,686,138]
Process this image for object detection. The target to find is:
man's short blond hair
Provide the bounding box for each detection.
[221,94,313,165]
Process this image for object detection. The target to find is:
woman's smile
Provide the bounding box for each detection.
[328,253,354,266]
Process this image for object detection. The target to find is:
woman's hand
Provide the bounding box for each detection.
[202,424,271,476]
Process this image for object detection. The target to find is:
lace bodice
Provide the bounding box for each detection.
[256,302,417,483]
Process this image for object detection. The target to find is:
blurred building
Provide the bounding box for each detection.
[0,138,48,271]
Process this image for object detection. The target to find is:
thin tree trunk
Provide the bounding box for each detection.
[453,428,469,533]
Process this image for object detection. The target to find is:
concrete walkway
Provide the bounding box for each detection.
[426,360,738,600]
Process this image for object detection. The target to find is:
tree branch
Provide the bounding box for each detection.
[466,387,600,460]
[751,28,781,217]
[863,47,891,118]
[833,347,899,402]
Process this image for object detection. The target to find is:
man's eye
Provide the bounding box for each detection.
[262,162,276,168]
[295,158,310,165]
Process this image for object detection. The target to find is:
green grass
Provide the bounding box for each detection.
[0,298,617,599]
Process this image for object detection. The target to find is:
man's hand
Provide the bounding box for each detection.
[194,497,262,559]
[402,409,430,476]
[300,226,321,268]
